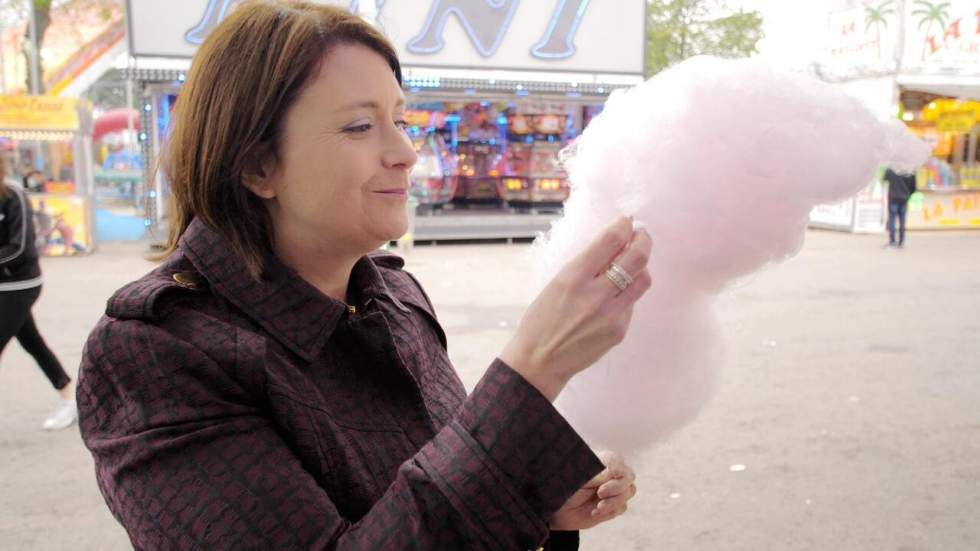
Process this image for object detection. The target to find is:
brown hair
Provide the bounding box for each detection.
[159,0,401,278]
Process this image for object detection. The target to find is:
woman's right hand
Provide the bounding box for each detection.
[500,216,653,401]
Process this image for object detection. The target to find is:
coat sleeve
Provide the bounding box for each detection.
[78,317,603,551]
[0,190,29,266]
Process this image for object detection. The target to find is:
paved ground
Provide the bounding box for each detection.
[1,229,978,550]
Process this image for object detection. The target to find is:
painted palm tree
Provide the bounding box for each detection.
[912,0,951,60]
[865,0,896,59]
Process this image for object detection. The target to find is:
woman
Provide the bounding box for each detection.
[0,158,76,430]
[77,2,653,549]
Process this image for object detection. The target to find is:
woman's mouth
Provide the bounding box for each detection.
[375,189,407,196]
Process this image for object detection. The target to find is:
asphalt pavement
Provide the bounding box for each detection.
[1,229,978,550]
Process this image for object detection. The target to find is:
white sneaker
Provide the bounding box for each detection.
[42,399,78,431]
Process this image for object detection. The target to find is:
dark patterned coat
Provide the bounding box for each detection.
[77,218,603,550]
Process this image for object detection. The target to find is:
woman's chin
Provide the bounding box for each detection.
[384,221,409,242]
[368,223,409,250]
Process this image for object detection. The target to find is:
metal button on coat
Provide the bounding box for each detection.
[172,271,206,290]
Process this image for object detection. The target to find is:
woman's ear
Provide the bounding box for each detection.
[241,144,278,199]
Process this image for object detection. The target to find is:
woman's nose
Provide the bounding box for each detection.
[383,126,418,170]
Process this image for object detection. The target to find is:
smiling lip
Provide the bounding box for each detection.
[375,189,408,196]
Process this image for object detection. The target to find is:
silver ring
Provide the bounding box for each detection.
[604,262,633,292]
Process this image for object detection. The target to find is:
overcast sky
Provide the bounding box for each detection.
[728,0,833,68]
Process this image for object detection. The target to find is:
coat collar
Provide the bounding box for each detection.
[179,217,399,362]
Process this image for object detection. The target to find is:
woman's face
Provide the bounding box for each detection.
[253,43,417,256]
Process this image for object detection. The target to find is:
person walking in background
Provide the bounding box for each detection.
[0,158,77,430]
[883,167,917,249]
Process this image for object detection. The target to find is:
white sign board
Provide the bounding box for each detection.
[817,0,980,79]
[819,1,901,79]
[903,0,980,72]
[125,0,645,75]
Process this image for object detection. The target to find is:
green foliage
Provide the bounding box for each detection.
[912,0,951,32]
[865,0,896,32]
[645,0,764,77]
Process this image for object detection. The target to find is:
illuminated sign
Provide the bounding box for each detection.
[404,0,590,60]
[0,96,79,132]
[819,0,980,78]
[125,0,644,74]
[904,0,980,70]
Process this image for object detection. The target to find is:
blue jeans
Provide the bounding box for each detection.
[887,201,908,245]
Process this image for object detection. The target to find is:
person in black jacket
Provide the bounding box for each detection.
[883,167,917,248]
[0,158,76,430]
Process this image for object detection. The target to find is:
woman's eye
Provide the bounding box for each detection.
[394,119,408,129]
[345,123,373,134]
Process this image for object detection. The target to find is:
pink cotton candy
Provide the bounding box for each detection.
[535,56,929,453]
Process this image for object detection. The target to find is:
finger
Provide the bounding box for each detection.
[607,228,652,280]
[582,467,615,490]
[592,497,629,518]
[597,452,636,486]
[595,450,634,480]
[610,268,652,308]
[566,216,633,281]
[596,478,632,500]
[614,458,636,483]
[596,493,629,513]
[562,487,596,509]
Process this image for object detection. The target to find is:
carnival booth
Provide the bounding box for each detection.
[811,0,980,232]
[0,95,96,255]
[900,94,980,228]
[92,108,146,241]
[123,0,645,240]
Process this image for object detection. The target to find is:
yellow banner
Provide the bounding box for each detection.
[936,111,977,134]
[28,193,91,256]
[0,96,78,132]
[924,99,980,134]
[908,189,980,230]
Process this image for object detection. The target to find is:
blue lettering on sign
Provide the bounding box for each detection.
[407,0,520,58]
[185,0,236,45]
[348,0,386,14]
[531,0,590,59]
[185,0,590,62]
[185,0,386,45]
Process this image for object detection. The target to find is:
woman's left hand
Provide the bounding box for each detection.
[549,451,637,531]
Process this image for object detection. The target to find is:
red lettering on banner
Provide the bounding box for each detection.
[944,19,962,42]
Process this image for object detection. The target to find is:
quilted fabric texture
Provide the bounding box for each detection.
[77,218,603,550]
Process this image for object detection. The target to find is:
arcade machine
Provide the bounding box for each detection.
[454,102,505,207]
[526,113,569,206]
[409,126,457,211]
[528,144,568,205]
[500,112,570,209]
[500,114,534,205]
